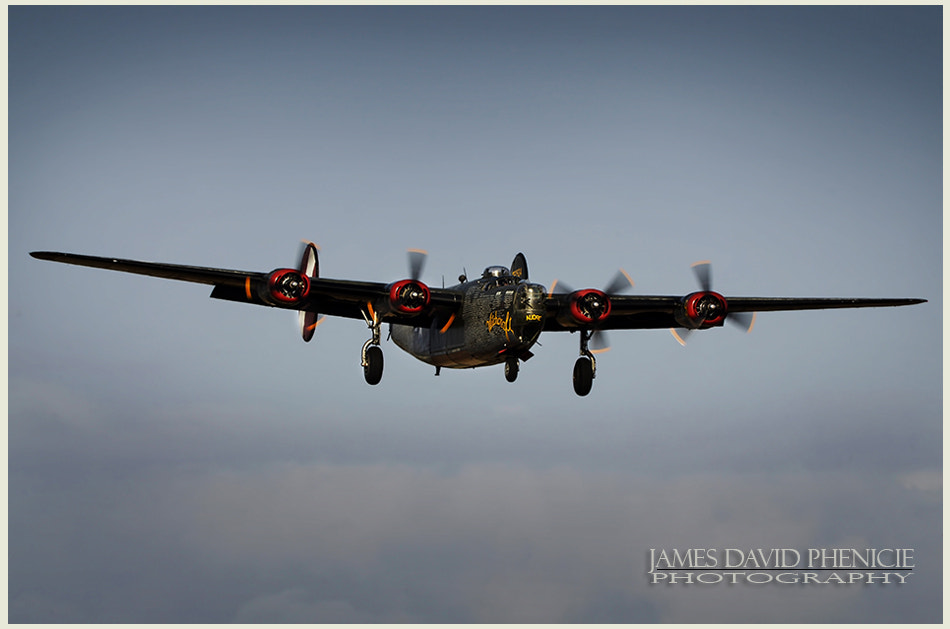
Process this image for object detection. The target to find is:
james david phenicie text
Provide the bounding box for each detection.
[648,548,915,585]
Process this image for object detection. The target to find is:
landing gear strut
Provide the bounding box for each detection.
[573,329,596,396]
[504,357,519,383]
[361,307,384,385]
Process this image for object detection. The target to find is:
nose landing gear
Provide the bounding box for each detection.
[504,357,519,382]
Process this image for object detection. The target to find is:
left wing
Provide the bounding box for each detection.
[542,258,924,333]
[544,293,925,332]
[29,251,462,326]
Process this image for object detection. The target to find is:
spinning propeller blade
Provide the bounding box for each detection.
[547,279,572,296]
[691,260,712,292]
[407,249,427,281]
[729,311,756,333]
[673,261,754,344]
[590,269,633,353]
[298,240,319,278]
[297,241,323,342]
[551,268,634,352]
[590,330,611,353]
[603,268,635,295]
[670,328,694,347]
[549,268,632,297]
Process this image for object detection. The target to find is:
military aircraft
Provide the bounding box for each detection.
[30,246,925,396]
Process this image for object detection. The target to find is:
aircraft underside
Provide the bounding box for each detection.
[389,323,535,369]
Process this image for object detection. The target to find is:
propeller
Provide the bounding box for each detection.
[603,268,636,295]
[550,268,634,353]
[548,268,634,298]
[386,249,432,314]
[671,261,756,346]
[728,311,756,332]
[590,329,612,353]
[407,248,427,281]
[299,240,320,278]
[590,269,636,353]
[692,259,712,292]
[297,241,324,342]
[669,327,695,347]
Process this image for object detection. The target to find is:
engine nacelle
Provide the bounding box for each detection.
[261,268,311,306]
[568,289,611,324]
[674,291,728,329]
[388,279,430,314]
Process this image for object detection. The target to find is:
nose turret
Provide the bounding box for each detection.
[511,282,547,345]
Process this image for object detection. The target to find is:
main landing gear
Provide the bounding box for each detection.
[363,344,383,385]
[572,329,596,396]
[361,307,384,385]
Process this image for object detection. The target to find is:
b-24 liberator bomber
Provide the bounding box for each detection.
[30,246,925,396]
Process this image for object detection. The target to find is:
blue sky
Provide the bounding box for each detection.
[8,6,941,623]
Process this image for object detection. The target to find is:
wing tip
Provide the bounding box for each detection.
[885,298,927,306]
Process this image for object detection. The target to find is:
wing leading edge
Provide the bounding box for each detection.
[29,251,461,324]
[30,250,255,286]
[31,251,925,331]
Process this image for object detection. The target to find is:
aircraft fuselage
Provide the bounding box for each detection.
[390,268,547,369]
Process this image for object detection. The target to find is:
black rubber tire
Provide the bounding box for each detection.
[572,356,594,396]
[504,358,519,383]
[364,346,384,385]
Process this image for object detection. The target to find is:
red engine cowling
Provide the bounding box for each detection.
[568,289,611,324]
[388,279,430,314]
[262,268,311,306]
[675,291,728,329]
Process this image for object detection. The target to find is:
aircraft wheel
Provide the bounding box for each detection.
[364,346,384,385]
[572,356,594,396]
[504,358,519,383]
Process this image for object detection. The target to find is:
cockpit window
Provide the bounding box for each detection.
[482,266,510,278]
